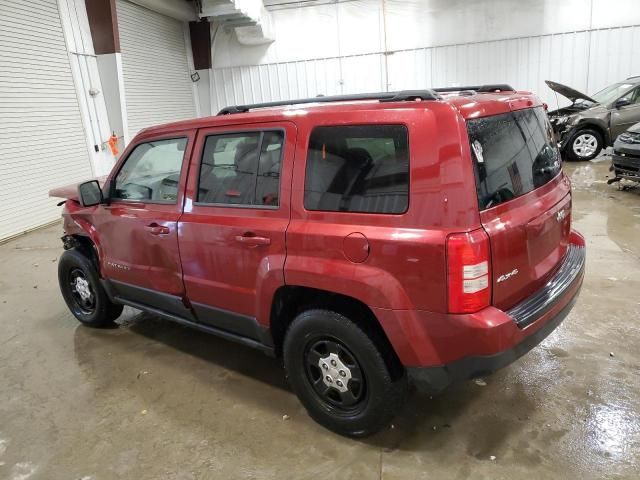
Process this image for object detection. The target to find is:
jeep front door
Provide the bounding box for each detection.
[610,87,640,140]
[92,132,195,316]
[179,122,296,340]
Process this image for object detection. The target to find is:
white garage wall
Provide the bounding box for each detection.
[588,26,640,94]
[117,0,196,138]
[0,0,93,241]
[217,0,640,66]
[210,25,640,113]
[210,0,640,112]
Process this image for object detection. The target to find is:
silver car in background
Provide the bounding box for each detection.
[547,76,640,161]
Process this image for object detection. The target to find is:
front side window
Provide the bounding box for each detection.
[467,106,561,210]
[618,87,640,105]
[113,137,187,202]
[197,131,284,206]
[304,125,409,214]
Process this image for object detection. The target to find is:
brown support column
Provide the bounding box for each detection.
[84,0,128,143]
[85,0,120,54]
[189,19,212,70]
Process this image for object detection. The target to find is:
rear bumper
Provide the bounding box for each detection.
[378,231,586,391]
[408,289,580,391]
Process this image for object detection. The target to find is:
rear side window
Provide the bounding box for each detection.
[304,125,409,214]
[197,131,284,206]
[467,106,561,210]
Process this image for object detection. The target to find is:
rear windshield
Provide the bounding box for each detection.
[467,106,561,210]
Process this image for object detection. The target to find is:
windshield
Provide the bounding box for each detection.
[467,107,561,210]
[589,82,636,105]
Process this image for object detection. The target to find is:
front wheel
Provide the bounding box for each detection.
[283,309,408,437]
[58,248,123,327]
[564,128,603,161]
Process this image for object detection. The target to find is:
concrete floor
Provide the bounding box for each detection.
[1,159,639,480]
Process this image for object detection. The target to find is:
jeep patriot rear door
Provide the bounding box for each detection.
[179,122,297,339]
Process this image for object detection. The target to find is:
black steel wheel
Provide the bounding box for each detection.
[58,248,123,327]
[67,268,96,316]
[284,309,408,437]
[304,337,367,412]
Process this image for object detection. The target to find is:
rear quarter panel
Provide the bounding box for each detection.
[285,102,481,313]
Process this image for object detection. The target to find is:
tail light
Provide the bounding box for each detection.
[447,229,491,313]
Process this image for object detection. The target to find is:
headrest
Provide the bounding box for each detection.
[345,147,373,168]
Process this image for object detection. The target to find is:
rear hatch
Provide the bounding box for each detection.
[466,106,571,310]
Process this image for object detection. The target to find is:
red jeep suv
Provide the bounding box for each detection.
[51,85,585,437]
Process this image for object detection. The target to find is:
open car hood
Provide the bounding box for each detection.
[545,80,597,104]
[49,176,108,202]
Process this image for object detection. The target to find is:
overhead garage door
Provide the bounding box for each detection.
[0,0,93,241]
[117,0,196,138]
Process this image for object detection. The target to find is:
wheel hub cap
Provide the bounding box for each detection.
[318,352,352,393]
[74,276,92,302]
[573,134,597,157]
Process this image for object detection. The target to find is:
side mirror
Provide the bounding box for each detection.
[615,98,631,109]
[78,180,103,207]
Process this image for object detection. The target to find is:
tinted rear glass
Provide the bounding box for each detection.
[467,107,561,210]
[304,125,409,214]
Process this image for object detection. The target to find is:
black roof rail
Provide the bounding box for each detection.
[627,75,640,80]
[217,89,439,115]
[433,84,516,93]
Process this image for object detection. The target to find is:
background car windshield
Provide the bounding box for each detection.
[590,82,635,104]
[467,106,561,210]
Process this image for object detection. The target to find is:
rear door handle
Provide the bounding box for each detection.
[145,223,170,235]
[235,234,271,246]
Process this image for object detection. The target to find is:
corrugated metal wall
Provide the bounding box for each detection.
[210,25,640,113]
[588,26,640,94]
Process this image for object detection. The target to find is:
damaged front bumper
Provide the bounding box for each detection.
[550,120,575,151]
[608,141,640,183]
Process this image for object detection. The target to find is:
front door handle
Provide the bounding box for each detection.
[235,234,271,247]
[145,223,170,235]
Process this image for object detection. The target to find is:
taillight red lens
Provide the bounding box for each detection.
[447,229,491,313]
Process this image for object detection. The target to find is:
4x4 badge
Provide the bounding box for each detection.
[497,269,519,283]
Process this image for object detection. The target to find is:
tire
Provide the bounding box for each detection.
[283,309,408,437]
[564,128,603,161]
[58,248,123,327]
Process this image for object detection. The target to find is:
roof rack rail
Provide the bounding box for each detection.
[433,84,516,93]
[627,75,640,80]
[217,89,439,115]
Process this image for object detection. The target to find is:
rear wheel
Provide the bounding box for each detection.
[283,309,408,437]
[565,128,603,161]
[58,249,123,327]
